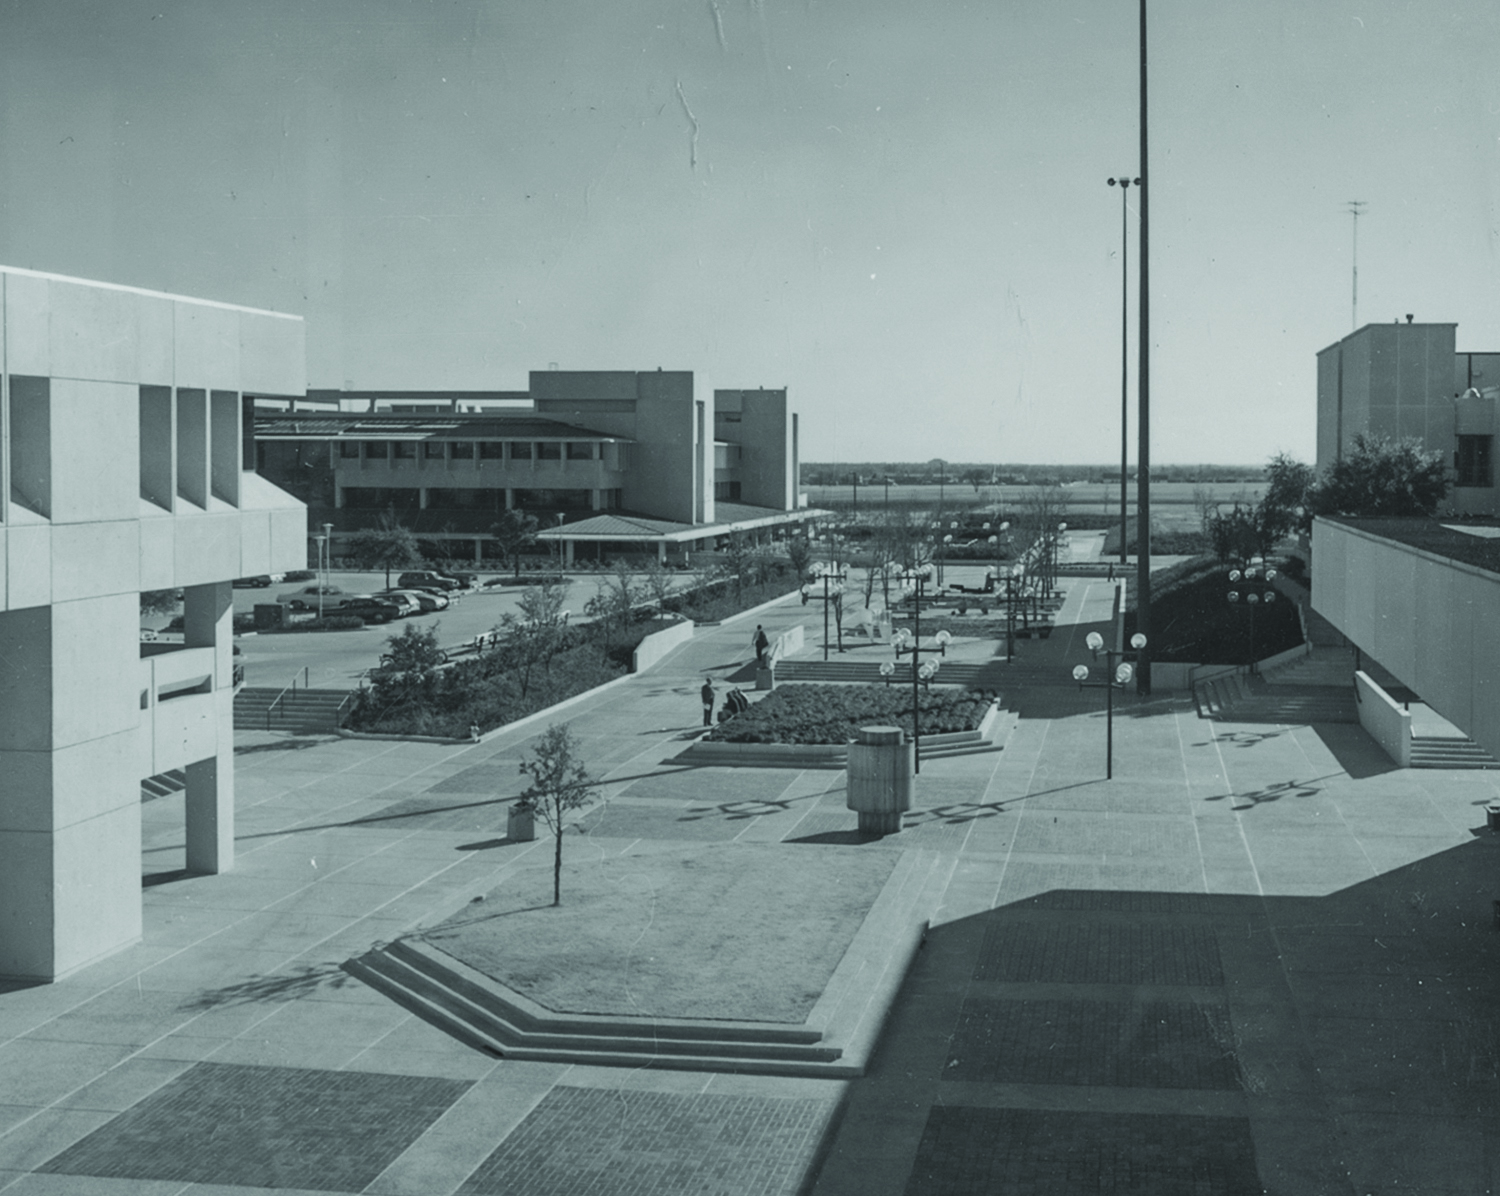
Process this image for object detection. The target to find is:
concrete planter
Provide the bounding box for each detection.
[507,804,536,842]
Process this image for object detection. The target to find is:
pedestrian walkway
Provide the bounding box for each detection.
[3,581,1500,1194]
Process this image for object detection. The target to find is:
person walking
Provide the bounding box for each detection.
[752,624,770,667]
[701,677,715,727]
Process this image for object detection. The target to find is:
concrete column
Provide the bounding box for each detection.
[658,541,667,564]
[564,540,575,566]
[474,537,483,563]
[505,488,516,509]
[0,597,143,981]
[182,582,234,874]
[419,487,429,509]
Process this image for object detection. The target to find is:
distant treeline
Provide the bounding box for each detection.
[799,462,1267,487]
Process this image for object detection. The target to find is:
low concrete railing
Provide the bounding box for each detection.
[1354,670,1412,767]
[631,618,695,673]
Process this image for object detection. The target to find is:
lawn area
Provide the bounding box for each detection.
[419,844,899,1023]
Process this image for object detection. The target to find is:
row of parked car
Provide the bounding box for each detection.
[273,570,476,624]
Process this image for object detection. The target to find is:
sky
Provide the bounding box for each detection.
[1,0,1497,466]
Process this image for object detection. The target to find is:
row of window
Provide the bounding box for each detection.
[337,440,599,462]
[340,486,619,512]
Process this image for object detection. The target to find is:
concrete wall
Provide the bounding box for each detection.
[1355,669,1411,767]
[1313,517,1500,761]
[631,618,695,673]
[0,266,307,981]
[1315,323,1457,474]
[715,388,794,511]
[533,370,702,524]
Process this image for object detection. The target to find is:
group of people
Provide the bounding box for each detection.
[699,624,772,727]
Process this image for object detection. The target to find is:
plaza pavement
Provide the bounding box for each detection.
[2,570,1499,1194]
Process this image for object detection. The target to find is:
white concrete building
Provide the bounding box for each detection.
[0,267,306,982]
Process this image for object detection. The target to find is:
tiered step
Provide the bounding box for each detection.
[234,686,353,732]
[342,850,952,1078]
[1410,736,1500,770]
[1195,675,1357,724]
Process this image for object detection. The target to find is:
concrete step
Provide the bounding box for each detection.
[1411,736,1500,769]
[341,849,949,1078]
[234,686,354,731]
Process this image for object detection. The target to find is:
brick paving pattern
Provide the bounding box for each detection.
[974,923,1226,986]
[38,1062,470,1191]
[943,997,1241,1089]
[456,1085,836,1196]
[903,1106,1261,1196]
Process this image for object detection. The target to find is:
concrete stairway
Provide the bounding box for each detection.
[1410,735,1500,770]
[1195,672,1358,725]
[342,850,953,1078]
[234,686,353,732]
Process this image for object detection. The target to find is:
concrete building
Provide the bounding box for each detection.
[254,371,816,563]
[0,266,306,982]
[1316,318,1500,514]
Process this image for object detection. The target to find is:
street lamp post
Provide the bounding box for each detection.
[313,533,327,621]
[890,565,944,774]
[1071,627,1148,780]
[1107,176,1139,568]
[802,563,848,662]
[1227,564,1277,674]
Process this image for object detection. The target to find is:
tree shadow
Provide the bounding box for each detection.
[786,829,888,845]
[179,962,356,1010]
[235,735,339,756]
[1201,773,1342,810]
[1198,728,1291,749]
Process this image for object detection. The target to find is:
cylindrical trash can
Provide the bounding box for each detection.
[1487,804,1500,833]
[847,725,914,835]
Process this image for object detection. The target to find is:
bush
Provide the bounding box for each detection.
[707,683,994,744]
[282,615,366,632]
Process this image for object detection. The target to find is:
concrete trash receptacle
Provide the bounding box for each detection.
[846,725,913,835]
[755,664,775,691]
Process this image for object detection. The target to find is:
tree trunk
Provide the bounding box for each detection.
[552,807,562,906]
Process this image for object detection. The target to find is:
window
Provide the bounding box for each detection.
[393,441,417,460]
[339,441,361,459]
[1457,435,1493,487]
[715,480,742,501]
[479,441,505,459]
[423,441,446,459]
[364,441,389,461]
[566,441,594,460]
[508,441,532,460]
[536,442,561,460]
[451,441,475,459]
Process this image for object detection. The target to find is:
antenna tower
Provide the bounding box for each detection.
[1347,200,1367,330]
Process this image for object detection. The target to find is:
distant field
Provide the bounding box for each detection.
[802,480,1268,530]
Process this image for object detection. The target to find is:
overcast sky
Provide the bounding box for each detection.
[2,0,1497,465]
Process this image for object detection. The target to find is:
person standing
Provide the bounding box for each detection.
[701,678,715,727]
[753,624,770,666]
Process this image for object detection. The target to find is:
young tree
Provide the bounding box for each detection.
[722,530,753,600]
[517,723,599,905]
[498,579,568,697]
[583,561,637,649]
[346,511,424,588]
[639,556,677,614]
[1258,453,1316,541]
[1206,503,1262,567]
[381,622,445,678]
[140,589,181,619]
[786,534,813,579]
[1307,434,1447,521]
[489,509,541,579]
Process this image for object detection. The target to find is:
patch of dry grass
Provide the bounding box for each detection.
[421,844,899,1023]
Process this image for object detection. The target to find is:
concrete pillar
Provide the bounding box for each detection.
[474,537,483,564]
[505,488,516,510]
[419,487,429,509]
[182,582,234,874]
[0,597,143,981]
[658,541,667,564]
[564,540,575,566]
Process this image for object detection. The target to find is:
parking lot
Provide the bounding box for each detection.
[147,570,658,691]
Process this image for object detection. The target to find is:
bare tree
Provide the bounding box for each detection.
[517,723,599,906]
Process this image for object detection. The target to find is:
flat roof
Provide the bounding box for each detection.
[0,264,300,321]
[255,413,628,441]
[536,504,829,544]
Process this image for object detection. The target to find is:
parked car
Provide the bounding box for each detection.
[397,570,464,593]
[276,584,347,609]
[371,590,421,617]
[379,588,448,613]
[232,575,273,588]
[334,596,402,624]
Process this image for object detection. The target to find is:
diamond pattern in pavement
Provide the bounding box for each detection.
[456,1085,836,1196]
[38,1062,470,1191]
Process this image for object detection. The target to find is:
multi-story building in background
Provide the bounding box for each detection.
[254,371,811,563]
[1316,317,1500,513]
[0,267,306,982]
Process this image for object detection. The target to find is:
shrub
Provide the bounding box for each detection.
[283,615,365,632]
[707,683,993,744]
